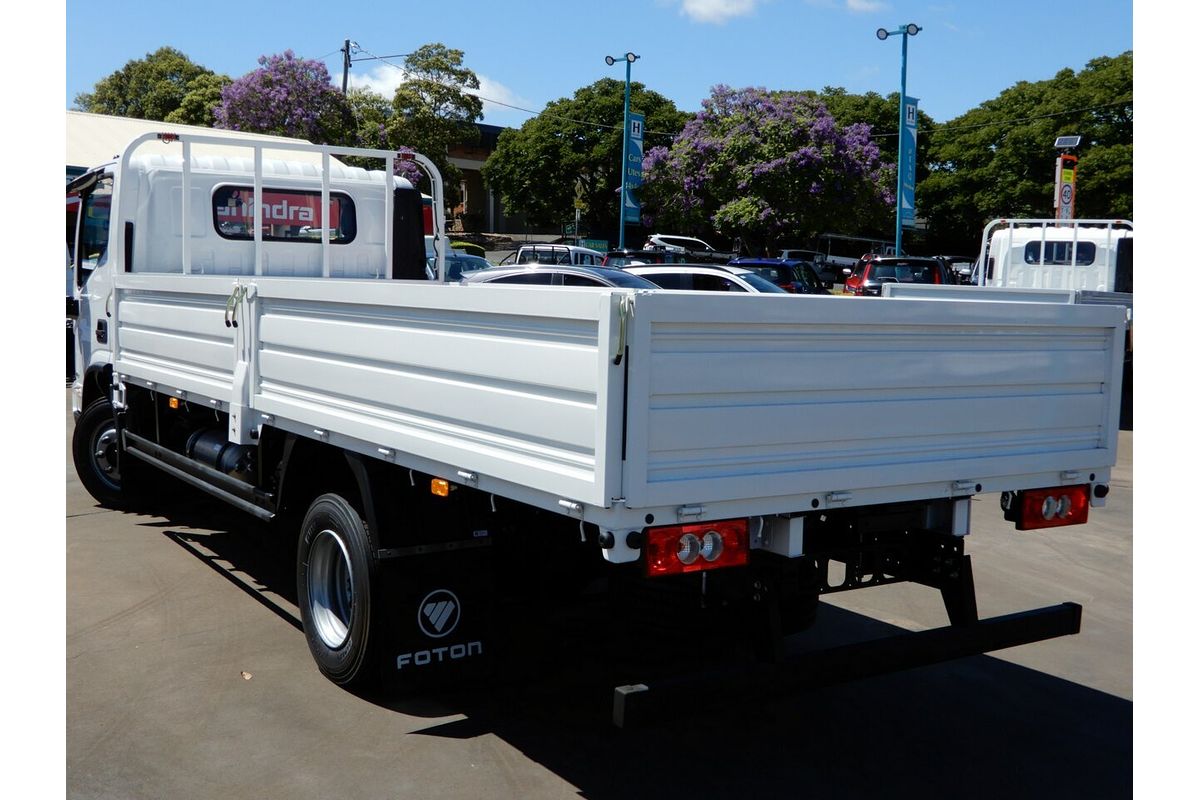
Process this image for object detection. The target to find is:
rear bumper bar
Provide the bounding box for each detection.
[613,602,1082,728]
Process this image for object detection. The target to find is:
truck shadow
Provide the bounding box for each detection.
[158,501,1131,800]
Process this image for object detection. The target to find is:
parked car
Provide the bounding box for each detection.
[931,255,977,285]
[778,248,823,262]
[775,251,838,284]
[601,249,689,268]
[441,252,493,281]
[727,257,831,294]
[498,243,606,267]
[625,263,789,293]
[462,263,660,289]
[642,233,735,263]
[842,256,951,296]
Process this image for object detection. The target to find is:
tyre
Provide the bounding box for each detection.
[72,398,136,509]
[296,494,381,687]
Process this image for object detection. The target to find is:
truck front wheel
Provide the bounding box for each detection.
[297,494,381,688]
[71,399,136,509]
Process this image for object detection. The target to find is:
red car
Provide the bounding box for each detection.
[842,256,951,296]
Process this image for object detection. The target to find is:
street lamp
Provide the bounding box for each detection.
[605,51,640,250]
[876,23,921,257]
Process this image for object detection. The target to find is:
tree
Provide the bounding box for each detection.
[214,50,352,144]
[74,47,219,121]
[334,88,424,186]
[919,52,1132,253]
[640,86,893,252]
[385,44,486,208]
[482,79,688,239]
[165,73,232,127]
[811,87,938,187]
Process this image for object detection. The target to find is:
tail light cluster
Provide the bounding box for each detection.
[644,519,749,577]
[1003,485,1091,531]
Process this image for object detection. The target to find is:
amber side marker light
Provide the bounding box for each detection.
[431,478,451,497]
[1003,485,1090,531]
[167,397,180,410]
[644,519,749,577]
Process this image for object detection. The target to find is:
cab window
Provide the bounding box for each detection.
[212,186,356,243]
[77,176,113,286]
[1024,241,1096,265]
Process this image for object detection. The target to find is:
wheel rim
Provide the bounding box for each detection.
[307,529,354,650]
[91,424,121,490]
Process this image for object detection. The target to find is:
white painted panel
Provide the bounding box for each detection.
[622,292,1125,509]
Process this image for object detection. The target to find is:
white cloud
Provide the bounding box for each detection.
[464,75,537,119]
[677,0,760,24]
[347,64,408,96]
[846,0,886,13]
[348,66,534,117]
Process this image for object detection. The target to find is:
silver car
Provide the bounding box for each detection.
[624,263,789,293]
[462,264,659,289]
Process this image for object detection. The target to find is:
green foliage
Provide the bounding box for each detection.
[164,73,232,127]
[921,52,1133,252]
[481,78,688,236]
[385,44,486,207]
[74,47,222,121]
[812,87,937,184]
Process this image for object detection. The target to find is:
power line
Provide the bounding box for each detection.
[347,43,678,139]
[343,42,1130,145]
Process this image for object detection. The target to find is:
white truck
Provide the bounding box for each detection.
[973,218,1133,428]
[69,133,1127,724]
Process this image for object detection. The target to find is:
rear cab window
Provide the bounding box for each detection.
[1024,241,1096,265]
[212,186,356,243]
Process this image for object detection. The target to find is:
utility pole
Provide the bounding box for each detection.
[340,41,413,95]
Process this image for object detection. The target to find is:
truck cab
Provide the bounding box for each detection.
[68,134,440,418]
[975,218,1133,293]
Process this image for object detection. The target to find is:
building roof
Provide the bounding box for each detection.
[66,111,339,176]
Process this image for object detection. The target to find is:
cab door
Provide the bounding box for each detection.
[69,171,115,385]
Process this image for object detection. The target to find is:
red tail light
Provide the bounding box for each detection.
[1004,485,1090,531]
[644,519,749,577]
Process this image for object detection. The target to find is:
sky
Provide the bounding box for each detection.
[64,0,1134,129]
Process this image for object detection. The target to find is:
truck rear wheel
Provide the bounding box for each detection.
[296,494,381,688]
[72,398,136,509]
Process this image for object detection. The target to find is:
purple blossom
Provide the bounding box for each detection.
[641,85,893,245]
[215,50,345,143]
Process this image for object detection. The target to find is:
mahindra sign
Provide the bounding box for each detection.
[215,188,341,229]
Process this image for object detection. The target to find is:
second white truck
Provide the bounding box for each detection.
[69,133,1127,723]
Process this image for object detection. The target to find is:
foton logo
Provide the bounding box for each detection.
[417,589,460,638]
[397,589,482,671]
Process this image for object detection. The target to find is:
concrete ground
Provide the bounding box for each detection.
[66,389,1131,799]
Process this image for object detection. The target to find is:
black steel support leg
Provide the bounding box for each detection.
[940,554,979,626]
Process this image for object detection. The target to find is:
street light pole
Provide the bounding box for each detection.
[606,52,640,251]
[876,23,921,257]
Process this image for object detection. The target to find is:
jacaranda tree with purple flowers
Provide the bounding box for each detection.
[641,86,894,252]
[215,51,352,145]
